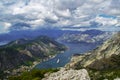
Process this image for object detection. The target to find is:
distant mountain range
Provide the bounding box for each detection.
[0,29,113,45]
[0,29,80,42]
[58,29,113,44]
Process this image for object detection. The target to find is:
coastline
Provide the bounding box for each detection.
[4,55,56,79]
[4,48,68,79]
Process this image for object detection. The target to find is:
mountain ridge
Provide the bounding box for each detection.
[66,32,120,69]
[0,36,66,78]
[64,32,120,80]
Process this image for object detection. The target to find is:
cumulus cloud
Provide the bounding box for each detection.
[0,22,11,33]
[0,0,120,32]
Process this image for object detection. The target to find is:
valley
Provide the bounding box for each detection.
[0,29,119,80]
[0,0,120,80]
[8,32,120,80]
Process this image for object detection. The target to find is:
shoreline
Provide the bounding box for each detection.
[4,49,68,79]
[3,55,56,79]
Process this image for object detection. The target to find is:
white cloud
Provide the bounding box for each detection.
[0,0,119,33]
[4,22,11,29]
[55,9,71,18]
[0,22,11,33]
[93,16,118,26]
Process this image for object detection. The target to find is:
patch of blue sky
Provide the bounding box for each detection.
[99,14,116,19]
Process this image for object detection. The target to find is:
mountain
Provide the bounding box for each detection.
[0,36,66,78]
[0,29,112,45]
[82,29,104,36]
[58,30,112,43]
[8,32,120,80]
[70,32,120,69]
[65,32,120,79]
[0,29,80,43]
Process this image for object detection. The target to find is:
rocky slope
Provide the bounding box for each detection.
[42,68,90,80]
[35,32,120,80]
[66,32,120,70]
[0,36,66,73]
[64,32,120,80]
[40,32,120,80]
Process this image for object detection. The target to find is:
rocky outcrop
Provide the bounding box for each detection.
[42,68,90,80]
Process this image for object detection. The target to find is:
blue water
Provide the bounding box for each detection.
[35,42,99,69]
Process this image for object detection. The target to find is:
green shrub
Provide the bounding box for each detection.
[9,68,59,80]
[88,69,120,80]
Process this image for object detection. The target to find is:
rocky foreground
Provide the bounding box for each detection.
[42,68,90,80]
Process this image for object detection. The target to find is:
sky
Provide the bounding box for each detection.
[0,0,120,33]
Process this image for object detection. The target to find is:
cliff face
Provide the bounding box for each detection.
[66,32,120,70]
[0,36,66,71]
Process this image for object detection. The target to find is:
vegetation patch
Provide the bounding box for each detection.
[88,69,120,80]
[9,68,59,80]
